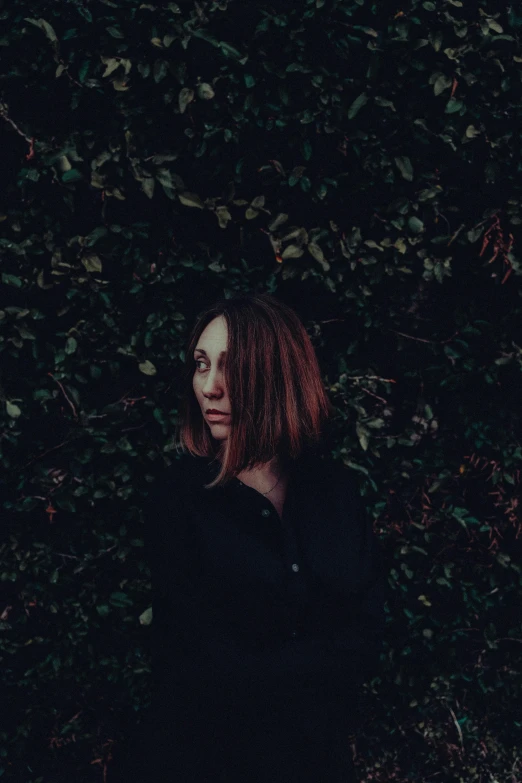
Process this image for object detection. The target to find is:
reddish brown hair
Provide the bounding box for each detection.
[174,292,336,489]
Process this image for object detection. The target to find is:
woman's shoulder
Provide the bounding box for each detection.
[291,452,363,507]
[143,453,209,543]
[152,451,210,496]
[308,452,362,488]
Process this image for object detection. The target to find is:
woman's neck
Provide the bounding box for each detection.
[236,456,286,493]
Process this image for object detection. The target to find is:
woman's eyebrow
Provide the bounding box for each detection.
[194,348,227,357]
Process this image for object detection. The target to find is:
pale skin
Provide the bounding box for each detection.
[192,315,288,520]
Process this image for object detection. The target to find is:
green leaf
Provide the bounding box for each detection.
[61,169,83,183]
[56,496,76,512]
[374,96,396,111]
[153,407,166,427]
[356,421,370,451]
[465,124,481,139]
[154,60,168,83]
[216,206,232,228]
[367,418,385,429]
[106,25,124,38]
[1,273,23,288]
[178,191,204,208]
[142,177,155,198]
[24,17,58,43]
[429,31,443,51]
[281,244,304,259]
[16,325,36,339]
[110,591,133,607]
[65,337,77,354]
[139,606,153,626]
[445,98,463,114]
[81,254,102,273]
[78,60,90,83]
[434,74,452,96]
[101,57,121,78]
[6,401,22,418]
[434,262,445,283]
[408,217,425,234]
[76,5,92,22]
[487,19,503,33]
[395,156,414,181]
[197,82,215,100]
[268,213,289,232]
[178,87,194,114]
[85,226,108,247]
[347,92,368,120]
[307,242,330,271]
[219,41,243,60]
[139,360,157,375]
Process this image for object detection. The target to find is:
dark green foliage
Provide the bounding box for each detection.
[1,0,521,780]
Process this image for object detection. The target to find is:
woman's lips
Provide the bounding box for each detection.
[206,413,230,422]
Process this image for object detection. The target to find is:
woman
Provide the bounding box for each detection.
[111,292,389,782]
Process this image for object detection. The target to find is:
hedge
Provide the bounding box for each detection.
[1,1,521,780]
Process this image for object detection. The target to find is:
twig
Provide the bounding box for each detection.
[360,387,388,404]
[0,101,33,144]
[447,704,464,752]
[389,329,460,345]
[22,439,70,469]
[347,375,397,383]
[47,373,78,419]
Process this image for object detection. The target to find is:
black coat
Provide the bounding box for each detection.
[110,449,390,782]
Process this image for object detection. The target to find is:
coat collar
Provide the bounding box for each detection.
[201,447,327,493]
[168,449,370,597]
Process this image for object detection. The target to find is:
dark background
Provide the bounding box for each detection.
[1,1,521,780]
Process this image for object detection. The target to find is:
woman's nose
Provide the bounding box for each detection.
[203,373,224,393]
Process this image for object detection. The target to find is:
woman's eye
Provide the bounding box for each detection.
[195,359,207,370]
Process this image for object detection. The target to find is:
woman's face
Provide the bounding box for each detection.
[192,315,231,441]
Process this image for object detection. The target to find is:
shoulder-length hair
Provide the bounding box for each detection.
[173,292,337,489]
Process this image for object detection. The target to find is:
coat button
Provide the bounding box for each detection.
[261,509,271,517]
[291,630,297,638]
[291,563,299,572]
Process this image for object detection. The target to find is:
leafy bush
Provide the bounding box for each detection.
[1,0,521,780]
